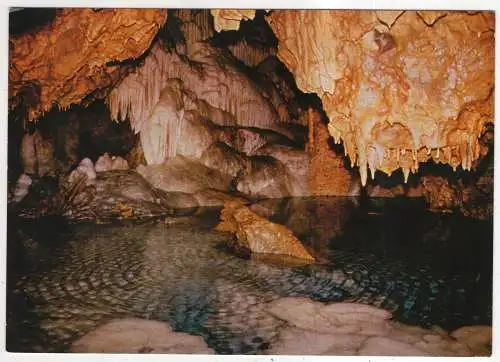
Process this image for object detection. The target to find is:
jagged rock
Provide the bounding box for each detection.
[136,156,233,194]
[70,318,214,354]
[96,153,129,172]
[68,158,96,186]
[216,201,315,261]
[10,9,167,121]
[95,153,113,172]
[62,170,176,221]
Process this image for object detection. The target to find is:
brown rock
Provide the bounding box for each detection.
[70,318,214,354]
[216,201,315,261]
[451,325,492,355]
[10,9,167,121]
[136,156,233,194]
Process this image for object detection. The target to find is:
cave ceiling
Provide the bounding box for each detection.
[8,9,495,184]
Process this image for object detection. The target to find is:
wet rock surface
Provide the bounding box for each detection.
[265,297,491,356]
[70,318,214,354]
[216,201,315,261]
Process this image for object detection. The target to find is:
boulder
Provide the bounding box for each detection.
[263,297,487,356]
[235,156,295,199]
[70,318,214,354]
[216,201,315,261]
[136,155,233,194]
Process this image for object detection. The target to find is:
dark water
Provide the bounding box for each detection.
[6,197,493,354]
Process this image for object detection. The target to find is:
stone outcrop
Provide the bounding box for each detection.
[216,201,315,261]
[70,318,214,354]
[265,297,491,356]
[9,9,167,121]
[136,156,233,194]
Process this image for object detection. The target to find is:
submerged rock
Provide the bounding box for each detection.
[265,297,490,356]
[70,318,214,354]
[216,201,315,262]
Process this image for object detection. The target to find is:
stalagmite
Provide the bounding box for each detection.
[12,174,32,203]
[21,133,37,174]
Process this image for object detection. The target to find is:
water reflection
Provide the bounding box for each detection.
[7,197,492,353]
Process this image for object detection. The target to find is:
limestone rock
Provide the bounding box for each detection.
[20,133,37,174]
[216,201,315,261]
[358,336,430,356]
[264,297,489,356]
[110,156,129,171]
[266,11,494,183]
[95,153,113,173]
[10,9,167,121]
[70,318,214,354]
[11,173,32,203]
[199,142,248,178]
[256,144,310,196]
[136,156,233,194]
[62,170,175,221]
[211,9,256,32]
[193,188,249,207]
[235,156,296,199]
[451,325,492,355]
[267,327,367,355]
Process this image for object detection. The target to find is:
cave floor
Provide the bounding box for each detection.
[6,196,493,354]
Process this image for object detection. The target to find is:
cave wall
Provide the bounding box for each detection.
[7,9,495,219]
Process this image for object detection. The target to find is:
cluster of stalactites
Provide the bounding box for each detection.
[107,43,286,164]
[228,39,277,67]
[329,118,492,186]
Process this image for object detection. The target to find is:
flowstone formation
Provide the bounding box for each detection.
[261,11,494,185]
[9,9,167,121]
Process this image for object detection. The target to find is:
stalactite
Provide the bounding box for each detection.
[228,40,276,67]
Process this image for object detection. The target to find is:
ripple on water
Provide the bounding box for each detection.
[7,198,493,353]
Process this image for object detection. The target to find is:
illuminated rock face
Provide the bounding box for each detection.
[9,8,167,121]
[265,10,494,185]
[107,43,282,165]
[210,10,256,32]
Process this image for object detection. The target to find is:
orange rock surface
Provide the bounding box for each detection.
[9,8,167,121]
[210,10,256,32]
[264,10,494,184]
[216,201,315,261]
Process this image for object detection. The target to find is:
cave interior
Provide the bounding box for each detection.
[5,8,495,356]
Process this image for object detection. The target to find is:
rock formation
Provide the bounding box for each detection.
[9,9,167,121]
[7,9,495,221]
[216,201,315,261]
[70,318,214,354]
[265,297,491,356]
[263,11,494,185]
